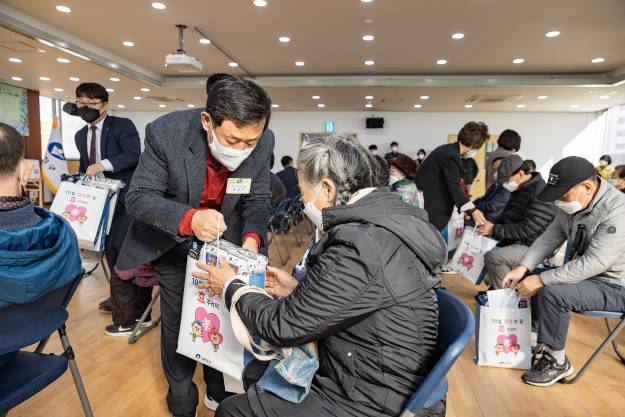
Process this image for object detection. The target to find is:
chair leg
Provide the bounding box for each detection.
[291,217,303,246]
[100,252,111,282]
[128,287,161,344]
[35,336,51,353]
[270,226,287,265]
[605,318,625,364]
[562,318,625,384]
[58,325,94,417]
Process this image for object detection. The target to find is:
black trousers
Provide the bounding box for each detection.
[107,204,153,326]
[532,277,625,351]
[151,243,231,417]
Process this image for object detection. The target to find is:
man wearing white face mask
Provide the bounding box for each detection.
[502,156,625,387]
[117,76,274,417]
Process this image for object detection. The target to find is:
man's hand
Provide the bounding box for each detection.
[515,275,544,300]
[479,221,494,236]
[242,237,259,254]
[191,209,226,242]
[85,162,105,177]
[471,209,487,226]
[502,266,528,289]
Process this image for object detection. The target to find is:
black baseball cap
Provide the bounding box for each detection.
[537,156,596,202]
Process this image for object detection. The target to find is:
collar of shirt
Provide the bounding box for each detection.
[206,145,228,172]
[89,114,107,131]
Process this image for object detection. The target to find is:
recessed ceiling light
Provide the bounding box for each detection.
[228,62,238,67]
[151,2,166,10]
[109,77,120,82]
[317,103,325,108]
[56,57,70,63]
[361,0,373,3]
[199,38,211,45]
[599,95,610,100]
[11,76,22,81]
[513,58,525,64]
[591,57,605,64]
[54,87,63,92]
[537,95,548,100]
[436,59,447,65]
[451,33,465,40]
[187,103,195,108]
[272,104,279,108]
[517,104,526,108]
[414,104,422,108]
[295,61,305,67]
[364,60,375,66]
[365,95,374,100]
[159,104,167,108]
[420,95,429,100]
[570,104,580,109]
[545,30,560,38]
[365,103,373,108]
[39,76,51,81]
[133,96,142,100]
[253,0,268,6]
[106,88,114,92]
[117,104,125,109]
[69,76,80,82]
[140,87,150,92]
[278,36,290,43]
[8,57,22,63]
[56,5,71,13]
[465,104,473,109]
[312,95,320,100]
[122,41,135,47]
[362,34,375,42]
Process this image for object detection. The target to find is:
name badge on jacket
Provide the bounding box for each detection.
[226,178,252,194]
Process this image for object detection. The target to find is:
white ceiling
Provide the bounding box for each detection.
[0,0,624,112]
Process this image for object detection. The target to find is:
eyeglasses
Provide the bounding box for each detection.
[75,100,103,108]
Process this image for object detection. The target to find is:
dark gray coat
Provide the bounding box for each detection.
[117,108,274,269]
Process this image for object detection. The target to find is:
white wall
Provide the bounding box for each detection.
[113,110,603,177]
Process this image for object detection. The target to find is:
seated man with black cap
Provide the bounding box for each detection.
[479,156,557,289]
[502,156,625,387]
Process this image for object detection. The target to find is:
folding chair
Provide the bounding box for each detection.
[128,286,161,344]
[400,289,475,416]
[0,272,93,417]
[561,310,625,384]
[286,195,305,246]
[268,199,292,265]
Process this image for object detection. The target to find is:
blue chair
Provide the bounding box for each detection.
[268,198,292,265]
[0,273,93,417]
[561,310,625,384]
[400,289,475,417]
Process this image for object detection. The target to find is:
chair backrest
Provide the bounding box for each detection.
[400,289,475,416]
[0,272,84,355]
[273,198,292,217]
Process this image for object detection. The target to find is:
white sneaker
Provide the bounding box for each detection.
[204,394,219,411]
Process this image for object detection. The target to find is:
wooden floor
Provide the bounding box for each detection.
[10,229,625,417]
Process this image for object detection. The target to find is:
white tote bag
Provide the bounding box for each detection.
[449,227,498,283]
[445,209,465,251]
[177,238,268,382]
[50,181,110,250]
[475,289,532,369]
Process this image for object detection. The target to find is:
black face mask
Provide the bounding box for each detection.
[63,102,101,123]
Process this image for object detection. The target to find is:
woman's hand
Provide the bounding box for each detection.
[192,256,236,297]
[265,266,299,298]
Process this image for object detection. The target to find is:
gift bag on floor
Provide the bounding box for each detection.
[444,208,464,251]
[449,227,498,283]
[475,289,532,369]
[177,238,268,382]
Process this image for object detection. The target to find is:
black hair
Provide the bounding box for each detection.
[0,122,25,176]
[390,141,398,147]
[524,159,537,172]
[281,155,293,167]
[206,76,271,130]
[417,148,426,155]
[497,129,521,151]
[76,82,109,103]
[512,161,532,177]
[614,165,625,179]
[458,121,489,148]
[368,144,378,151]
[600,154,612,165]
[206,73,232,95]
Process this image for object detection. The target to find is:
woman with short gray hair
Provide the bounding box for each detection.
[198,135,447,417]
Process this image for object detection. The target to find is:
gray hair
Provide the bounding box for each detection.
[297,135,389,205]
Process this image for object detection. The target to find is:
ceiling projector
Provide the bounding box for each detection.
[165,24,203,73]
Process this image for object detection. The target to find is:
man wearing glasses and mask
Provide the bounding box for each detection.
[66,82,151,336]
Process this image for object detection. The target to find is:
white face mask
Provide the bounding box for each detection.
[303,184,324,231]
[554,187,584,215]
[208,126,255,171]
[371,150,378,156]
[417,154,425,160]
[599,160,609,167]
[391,146,398,153]
[609,178,618,186]
[503,180,519,192]
[389,175,401,186]
[463,149,478,159]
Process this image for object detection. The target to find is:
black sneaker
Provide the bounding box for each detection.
[522,351,574,387]
[105,324,134,337]
[98,297,113,313]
